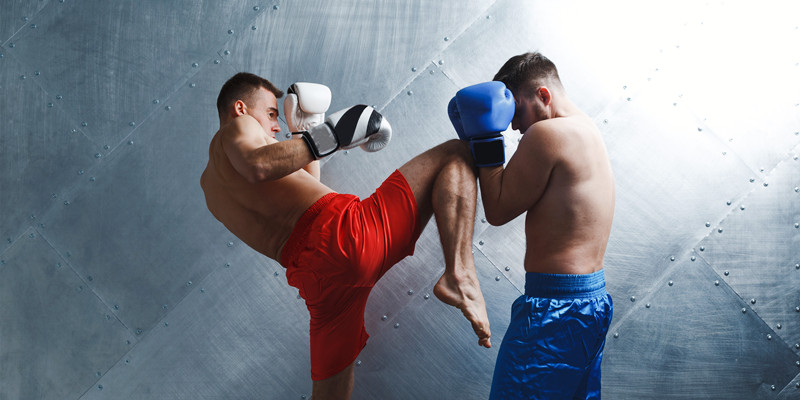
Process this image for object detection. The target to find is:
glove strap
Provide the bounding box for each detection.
[301,124,339,159]
[470,135,505,167]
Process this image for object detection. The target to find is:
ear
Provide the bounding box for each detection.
[233,99,247,116]
[537,87,552,106]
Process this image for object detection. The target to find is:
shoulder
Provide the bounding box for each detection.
[221,115,260,138]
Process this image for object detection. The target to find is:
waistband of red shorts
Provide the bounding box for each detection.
[280,192,338,267]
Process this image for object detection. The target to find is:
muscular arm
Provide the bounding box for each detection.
[478,123,557,225]
[222,115,316,182]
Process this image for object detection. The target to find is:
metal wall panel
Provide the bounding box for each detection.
[0,228,134,400]
[0,52,99,255]
[35,60,238,338]
[2,0,800,399]
[602,256,800,399]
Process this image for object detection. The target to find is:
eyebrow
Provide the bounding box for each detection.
[268,107,279,113]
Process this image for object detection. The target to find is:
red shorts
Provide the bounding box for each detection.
[280,170,422,381]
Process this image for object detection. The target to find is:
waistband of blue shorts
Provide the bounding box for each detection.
[524,269,606,299]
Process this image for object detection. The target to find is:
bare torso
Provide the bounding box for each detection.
[522,115,615,274]
[200,121,333,262]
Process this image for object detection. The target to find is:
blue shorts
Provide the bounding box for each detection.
[490,270,613,400]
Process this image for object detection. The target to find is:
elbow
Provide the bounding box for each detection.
[483,208,510,227]
[243,166,269,183]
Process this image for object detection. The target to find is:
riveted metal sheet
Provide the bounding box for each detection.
[0,228,135,400]
[0,0,50,43]
[778,372,800,399]
[353,250,519,400]
[79,252,312,400]
[0,51,100,254]
[36,60,237,337]
[3,0,264,146]
[696,157,800,350]
[603,257,800,399]
[218,0,494,112]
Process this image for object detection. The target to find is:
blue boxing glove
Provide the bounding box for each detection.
[448,81,515,167]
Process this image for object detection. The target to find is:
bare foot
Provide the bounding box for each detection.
[433,273,492,348]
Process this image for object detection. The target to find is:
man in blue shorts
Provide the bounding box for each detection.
[448,52,615,399]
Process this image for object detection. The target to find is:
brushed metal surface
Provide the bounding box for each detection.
[603,256,800,399]
[0,228,134,400]
[2,0,800,399]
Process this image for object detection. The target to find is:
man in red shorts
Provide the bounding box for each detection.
[200,72,491,400]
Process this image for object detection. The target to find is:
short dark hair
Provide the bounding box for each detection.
[216,72,283,118]
[493,52,563,98]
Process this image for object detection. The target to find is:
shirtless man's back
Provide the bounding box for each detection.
[474,52,615,399]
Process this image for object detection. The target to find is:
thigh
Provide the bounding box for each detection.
[397,139,473,224]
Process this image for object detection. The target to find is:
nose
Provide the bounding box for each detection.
[272,121,281,133]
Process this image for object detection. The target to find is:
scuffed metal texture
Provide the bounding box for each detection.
[1,1,799,399]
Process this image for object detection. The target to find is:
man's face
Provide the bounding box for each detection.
[511,89,549,134]
[246,87,281,138]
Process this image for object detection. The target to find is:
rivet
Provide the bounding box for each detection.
[771,385,776,391]
[164,322,168,327]
[724,270,729,276]
[153,99,159,104]
[82,121,88,127]
[214,59,220,64]
[136,329,143,335]
[438,60,444,65]
[717,228,723,233]
[228,29,234,34]
[424,294,430,300]
[796,306,799,312]
[394,323,400,329]
[162,304,167,310]
[165,106,171,111]
[444,36,449,41]
[78,169,84,175]
[64,201,70,206]
[253,6,260,11]
[742,308,747,313]
[381,315,387,321]
[613,332,619,338]
[125,359,130,364]
[796,344,800,349]
[128,140,134,145]
[714,280,719,286]
[777,324,782,329]
[604,119,608,124]
[95,153,102,158]
[29,233,35,239]
[186,281,192,286]
[726,201,732,206]
[227,242,233,247]
[274,271,279,276]
[482,218,487,223]
[504,266,510,272]
[795,223,799,229]
[668,281,674,286]
[670,256,675,261]
[190,83,196,88]
[114,305,119,310]
[407,90,413,96]
[691,256,696,261]
[98,385,103,391]
[411,67,417,72]
[408,289,414,295]
[705,222,711,227]
[699,246,705,251]
[273,5,279,10]
[285,133,291,139]
[740,205,745,210]
[192,62,199,68]
[645,303,651,308]
[87,275,93,282]
[48,102,54,108]
[9,43,14,48]
[630,296,636,302]
[763,182,768,187]
[251,26,257,31]
[224,50,231,56]
[626,97,631,101]
[751,298,756,304]
[479,240,484,245]
[56,95,62,100]
[104,145,110,150]
[225,263,230,268]
[356,360,362,366]
[200,288,205,293]
[495,276,501,281]
[767,334,772,340]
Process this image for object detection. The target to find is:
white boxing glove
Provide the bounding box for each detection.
[301,105,392,159]
[283,82,332,133]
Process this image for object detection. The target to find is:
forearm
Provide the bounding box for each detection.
[246,138,316,182]
[303,160,321,180]
[478,166,507,225]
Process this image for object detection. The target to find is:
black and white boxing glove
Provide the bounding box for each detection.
[284,82,332,132]
[301,105,392,159]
